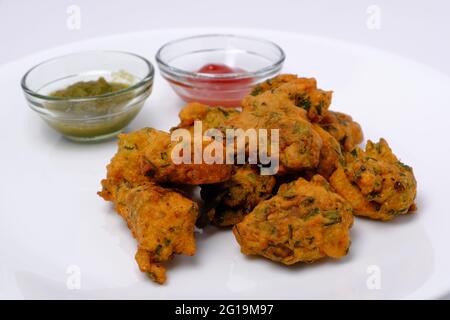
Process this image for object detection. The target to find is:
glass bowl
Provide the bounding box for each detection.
[156,34,285,107]
[21,51,154,142]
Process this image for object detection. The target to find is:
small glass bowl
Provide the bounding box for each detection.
[156,34,285,107]
[21,51,154,142]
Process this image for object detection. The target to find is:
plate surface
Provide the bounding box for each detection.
[1,28,449,300]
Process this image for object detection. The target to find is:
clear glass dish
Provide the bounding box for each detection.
[156,34,285,107]
[21,51,154,142]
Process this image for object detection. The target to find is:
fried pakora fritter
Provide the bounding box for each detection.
[98,127,229,284]
[201,165,276,227]
[110,182,198,284]
[233,175,353,265]
[98,71,419,285]
[98,128,154,205]
[227,91,322,174]
[99,127,232,191]
[175,102,240,131]
[249,74,332,122]
[273,82,332,123]
[139,128,232,185]
[311,124,344,178]
[249,74,299,95]
[319,111,363,152]
[329,138,417,221]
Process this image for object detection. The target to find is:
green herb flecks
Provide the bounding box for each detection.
[304,208,320,220]
[323,211,342,226]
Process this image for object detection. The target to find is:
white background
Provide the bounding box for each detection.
[1,0,449,300]
[1,0,449,76]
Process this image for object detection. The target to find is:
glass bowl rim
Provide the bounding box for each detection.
[155,34,286,80]
[20,50,155,102]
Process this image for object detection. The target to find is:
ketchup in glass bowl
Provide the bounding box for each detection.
[156,34,285,107]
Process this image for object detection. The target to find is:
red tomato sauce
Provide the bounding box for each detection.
[197,63,241,74]
[169,63,254,107]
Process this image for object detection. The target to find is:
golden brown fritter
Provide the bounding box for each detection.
[97,126,229,284]
[319,111,363,152]
[311,124,344,179]
[140,128,232,185]
[97,72,419,285]
[233,175,353,265]
[249,74,299,96]
[201,165,276,227]
[175,102,240,131]
[273,82,332,123]
[99,128,232,190]
[249,74,332,122]
[227,91,323,174]
[98,128,154,205]
[329,138,417,221]
[113,183,198,284]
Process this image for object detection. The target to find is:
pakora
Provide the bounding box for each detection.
[175,102,240,131]
[227,91,323,174]
[329,138,417,221]
[319,111,363,152]
[249,74,332,122]
[139,128,232,185]
[310,124,344,178]
[114,183,198,284]
[98,128,154,206]
[99,127,232,191]
[249,74,299,96]
[201,165,276,227]
[233,175,353,264]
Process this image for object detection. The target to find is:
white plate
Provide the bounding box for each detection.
[1,28,449,300]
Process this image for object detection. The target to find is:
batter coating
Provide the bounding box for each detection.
[233,175,353,265]
[175,102,240,131]
[112,183,198,284]
[201,165,276,227]
[227,91,323,174]
[329,138,417,221]
[140,128,232,185]
[249,74,332,122]
[249,74,299,96]
[98,128,154,207]
[97,72,419,284]
[311,124,344,178]
[319,111,363,152]
[99,127,232,190]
